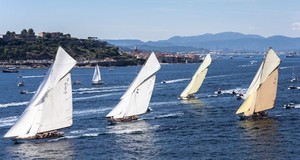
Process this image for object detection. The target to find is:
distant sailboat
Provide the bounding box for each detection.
[106,52,161,122]
[290,66,298,82]
[4,46,77,140]
[236,48,281,118]
[92,64,103,85]
[179,54,212,100]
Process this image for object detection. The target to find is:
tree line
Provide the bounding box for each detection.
[0,29,136,64]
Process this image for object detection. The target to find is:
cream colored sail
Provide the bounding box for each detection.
[106,52,160,118]
[179,54,212,99]
[92,65,102,84]
[4,46,76,139]
[236,48,280,116]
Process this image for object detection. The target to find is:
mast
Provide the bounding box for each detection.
[236,48,281,116]
[106,52,161,119]
[4,46,76,139]
[179,54,212,99]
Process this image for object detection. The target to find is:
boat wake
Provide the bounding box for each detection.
[0,101,28,108]
[73,107,111,117]
[73,86,127,94]
[160,78,190,84]
[150,101,180,106]
[206,73,241,79]
[0,116,18,128]
[22,75,44,79]
[73,93,121,102]
[153,112,183,119]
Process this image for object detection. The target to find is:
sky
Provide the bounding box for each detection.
[1,0,300,41]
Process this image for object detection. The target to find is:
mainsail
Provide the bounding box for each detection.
[179,54,212,99]
[106,52,161,119]
[4,46,76,139]
[236,48,281,116]
[92,64,102,84]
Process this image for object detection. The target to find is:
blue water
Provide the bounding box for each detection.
[0,55,300,159]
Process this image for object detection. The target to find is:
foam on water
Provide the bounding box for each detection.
[160,78,190,84]
[22,75,44,79]
[73,107,111,116]
[0,116,18,127]
[150,101,179,106]
[73,93,120,102]
[0,101,28,108]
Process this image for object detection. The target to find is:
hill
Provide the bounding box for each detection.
[107,32,300,52]
[0,29,136,64]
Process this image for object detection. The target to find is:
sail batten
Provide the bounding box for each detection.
[180,54,212,99]
[106,52,160,119]
[4,46,76,139]
[236,48,281,116]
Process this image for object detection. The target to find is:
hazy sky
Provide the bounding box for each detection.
[1,0,300,41]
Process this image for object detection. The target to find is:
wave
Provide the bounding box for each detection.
[160,78,190,84]
[0,116,18,127]
[73,107,111,116]
[206,73,241,79]
[73,85,128,92]
[154,113,183,119]
[73,88,126,95]
[22,75,44,79]
[150,101,179,106]
[0,101,28,108]
[73,93,120,102]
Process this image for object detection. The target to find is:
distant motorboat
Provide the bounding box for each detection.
[288,86,298,90]
[17,81,25,87]
[73,80,81,85]
[2,68,19,73]
[286,52,299,58]
[19,90,29,94]
[284,102,295,109]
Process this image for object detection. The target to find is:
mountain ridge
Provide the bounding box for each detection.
[106,32,300,52]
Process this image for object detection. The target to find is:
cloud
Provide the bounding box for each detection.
[292,22,300,30]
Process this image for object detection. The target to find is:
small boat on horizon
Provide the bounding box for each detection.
[2,68,19,73]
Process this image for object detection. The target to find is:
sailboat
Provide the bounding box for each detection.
[4,46,77,140]
[236,48,281,118]
[92,64,103,85]
[179,54,212,100]
[290,66,298,82]
[106,52,161,122]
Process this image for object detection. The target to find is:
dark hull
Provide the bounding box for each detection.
[107,115,139,123]
[2,69,19,73]
[11,130,64,142]
[238,112,268,120]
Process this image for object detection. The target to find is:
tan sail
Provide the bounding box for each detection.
[179,54,212,99]
[236,48,280,116]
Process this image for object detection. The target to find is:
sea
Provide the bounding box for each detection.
[0,54,300,159]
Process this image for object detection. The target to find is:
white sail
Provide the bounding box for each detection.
[92,65,102,84]
[236,48,281,116]
[4,46,76,139]
[106,52,161,118]
[179,54,212,99]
